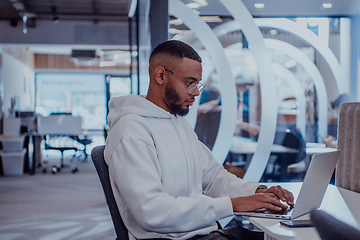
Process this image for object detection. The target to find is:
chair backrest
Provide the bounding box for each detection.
[274,127,306,163]
[91,145,129,240]
[310,209,360,240]
[336,102,360,193]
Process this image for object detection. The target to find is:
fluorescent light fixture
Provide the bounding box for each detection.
[99,61,116,67]
[254,3,265,8]
[168,28,181,34]
[169,18,183,25]
[192,9,200,15]
[186,0,208,9]
[322,3,332,8]
[200,16,222,23]
[269,29,278,35]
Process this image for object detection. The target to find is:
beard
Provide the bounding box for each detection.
[165,83,190,116]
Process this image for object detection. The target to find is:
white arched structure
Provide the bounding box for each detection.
[171,0,278,182]
[195,18,341,94]
[272,63,306,137]
[220,0,278,182]
[195,21,329,142]
[264,39,328,142]
[169,0,238,164]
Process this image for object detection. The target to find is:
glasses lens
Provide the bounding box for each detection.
[188,82,205,94]
[197,82,205,92]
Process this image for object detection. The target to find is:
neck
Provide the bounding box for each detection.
[146,90,172,114]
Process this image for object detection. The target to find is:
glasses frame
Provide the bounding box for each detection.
[164,68,205,94]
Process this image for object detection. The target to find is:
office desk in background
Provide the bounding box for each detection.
[230,137,298,155]
[241,182,360,240]
[229,137,337,181]
[230,137,336,155]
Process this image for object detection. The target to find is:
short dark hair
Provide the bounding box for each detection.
[150,40,202,63]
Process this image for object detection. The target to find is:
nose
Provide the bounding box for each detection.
[190,87,200,97]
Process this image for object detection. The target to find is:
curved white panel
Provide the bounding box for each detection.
[220,0,278,182]
[272,63,306,137]
[198,21,328,142]
[169,0,238,164]
[255,18,342,95]
[264,39,328,142]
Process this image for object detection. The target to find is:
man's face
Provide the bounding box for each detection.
[164,58,202,116]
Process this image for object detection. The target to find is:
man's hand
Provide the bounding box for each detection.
[231,193,288,212]
[231,185,294,212]
[256,185,294,206]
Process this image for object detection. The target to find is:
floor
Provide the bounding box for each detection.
[0,135,256,240]
[0,136,116,240]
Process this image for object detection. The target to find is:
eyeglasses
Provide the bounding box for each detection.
[165,68,205,94]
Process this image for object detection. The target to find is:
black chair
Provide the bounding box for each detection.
[310,209,360,240]
[91,145,129,240]
[264,128,306,181]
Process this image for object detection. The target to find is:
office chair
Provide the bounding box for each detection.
[38,114,83,174]
[310,209,360,240]
[91,145,129,240]
[44,135,79,170]
[264,127,306,181]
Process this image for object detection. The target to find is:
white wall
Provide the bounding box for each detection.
[1,51,35,116]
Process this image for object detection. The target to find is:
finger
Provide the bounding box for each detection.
[275,186,294,205]
[262,193,288,209]
[271,186,294,204]
[262,202,283,211]
[262,195,288,210]
[266,186,286,201]
[283,189,294,205]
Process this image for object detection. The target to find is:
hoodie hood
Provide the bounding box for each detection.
[107,94,172,128]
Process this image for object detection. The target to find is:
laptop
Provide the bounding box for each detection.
[234,150,340,220]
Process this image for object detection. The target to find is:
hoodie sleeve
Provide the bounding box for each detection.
[199,141,260,198]
[108,136,233,234]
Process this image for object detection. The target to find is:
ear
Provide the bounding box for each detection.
[153,66,166,85]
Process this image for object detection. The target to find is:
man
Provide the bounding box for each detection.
[104,40,294,240]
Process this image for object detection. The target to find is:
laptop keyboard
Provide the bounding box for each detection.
[255,205,294,215]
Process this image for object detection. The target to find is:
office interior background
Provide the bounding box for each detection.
[1,0,360,239]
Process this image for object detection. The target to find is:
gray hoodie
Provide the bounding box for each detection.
[104,94,259,240]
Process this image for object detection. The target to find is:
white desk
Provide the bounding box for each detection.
[242,183,360,240]
[230,137,298,155]
[230,138,336,155]
[305,147,337,155]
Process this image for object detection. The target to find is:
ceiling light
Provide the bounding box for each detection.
[322,3,332,9]
[254,3,265,9]
[269,29,278,35]
[22,15,27,34]
[192,9,200,15]
[99,61,116,67]
[168,28,180,34]
[186,0,208,9]
[169,19,183,26]
[200,16,222,23]
[186,2,201,8]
